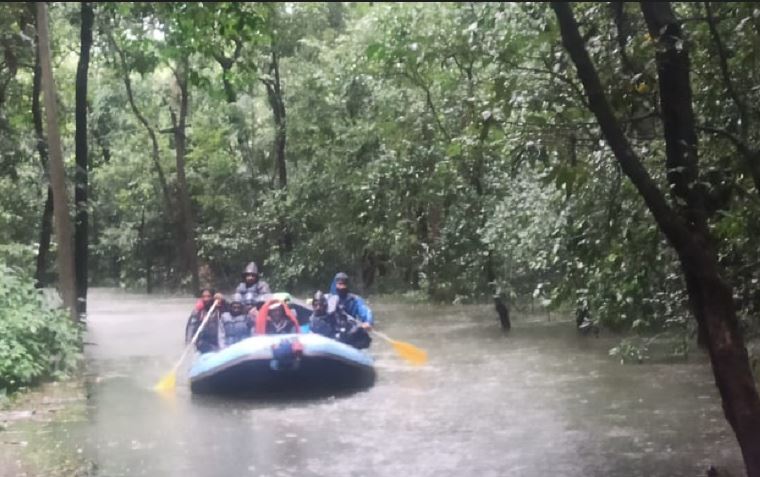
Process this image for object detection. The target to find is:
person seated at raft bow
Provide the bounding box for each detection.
[235,262,271,314]
[309,290,338,337]
[219,294,252,347]
[254,297,300,335]
[329,272,373,349]
[186,288,225,353]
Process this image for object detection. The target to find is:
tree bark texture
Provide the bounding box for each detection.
[36,2,78,322]
[31,37,53,288]
[74,2,93,317]
[552,3,760,475]
[263,48,292,252]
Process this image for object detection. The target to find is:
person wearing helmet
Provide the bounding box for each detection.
[309,290,337,338]
[235,262,271,313]
[219,294,252,347]
[328,272,373,349]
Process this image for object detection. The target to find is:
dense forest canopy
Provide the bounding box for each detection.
[3,2,757,332]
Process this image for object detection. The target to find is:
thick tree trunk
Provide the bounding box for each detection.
[171,64,200,293]
[36,2,77,322]
[552,3,760,475]
[31,37,53,288]
[74,2,93,317]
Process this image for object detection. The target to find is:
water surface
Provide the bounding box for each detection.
[30,289,744,476]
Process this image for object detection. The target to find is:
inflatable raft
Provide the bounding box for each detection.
[188,332,376,395]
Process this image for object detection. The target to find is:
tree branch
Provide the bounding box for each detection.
[550,2,690,250]
[640,2,707,229]
[107,30,173,213]
[704,2,750,139]
[699,125,760,195]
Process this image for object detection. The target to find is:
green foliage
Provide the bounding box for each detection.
[1,2,759,359]
[0,264,82,395]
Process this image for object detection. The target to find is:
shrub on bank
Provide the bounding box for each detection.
[0,264,82,395]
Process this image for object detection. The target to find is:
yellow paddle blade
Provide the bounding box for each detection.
[154,370,177,392]
[390,339,428,366]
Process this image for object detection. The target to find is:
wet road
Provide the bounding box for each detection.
[29,289,746,476]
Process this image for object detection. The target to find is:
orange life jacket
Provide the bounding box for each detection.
[255,299,300,335]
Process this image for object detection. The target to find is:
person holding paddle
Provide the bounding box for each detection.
[329,272,373,349]
[185,288,224,353]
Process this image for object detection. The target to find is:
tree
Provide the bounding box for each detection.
[36,2,77,322]
[169,58,200,293]
[261,6,291,253]
[31,18,54,288]
[75,2,94,316]
[551,2,760,474]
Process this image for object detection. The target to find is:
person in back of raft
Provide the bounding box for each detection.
[186,288,225,353]
[236,262,271,314]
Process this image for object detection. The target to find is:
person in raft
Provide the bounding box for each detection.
[219,294,252,347]
[186,288,225,353]
[254,297,300,335]
[328,272,373,349]
[235,262,271,314]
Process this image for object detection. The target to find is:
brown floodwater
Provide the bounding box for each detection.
[6,288,745,476]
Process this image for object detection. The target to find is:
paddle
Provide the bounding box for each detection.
[154,299,220,392]
[370,329,428,366]
[338,313,428,366]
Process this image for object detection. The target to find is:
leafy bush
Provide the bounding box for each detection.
[0,264,82,395]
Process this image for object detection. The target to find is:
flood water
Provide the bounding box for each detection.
[22,288,746,476]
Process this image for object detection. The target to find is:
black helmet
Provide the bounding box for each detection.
[231,293,244,305]
[334,272,349,284]
[242,262,259,278]
[313,290,327,307]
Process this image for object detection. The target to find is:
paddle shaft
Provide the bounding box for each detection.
[369,329,394,344]
[172,300,220,373]
[342,316,392,344]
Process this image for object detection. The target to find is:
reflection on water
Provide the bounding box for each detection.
[35,289,746,476]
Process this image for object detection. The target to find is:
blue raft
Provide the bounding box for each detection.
[188,333,376,395]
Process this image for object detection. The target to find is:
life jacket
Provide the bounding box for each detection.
[221,311,251,346]
[255,299,300,335]
[236,282,270,308]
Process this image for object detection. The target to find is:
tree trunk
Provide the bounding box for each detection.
[265,51,287,190]
[138,208,152,294]
[31,34,53,288]
[475,117,510,331]
[171,64,200,293]
[34,189,54,288]
[74,2,93,317]
[36,2,77,322]
[263,49,292,252]
[552,3,760,475]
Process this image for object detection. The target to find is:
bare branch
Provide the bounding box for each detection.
[704,2,750,139]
